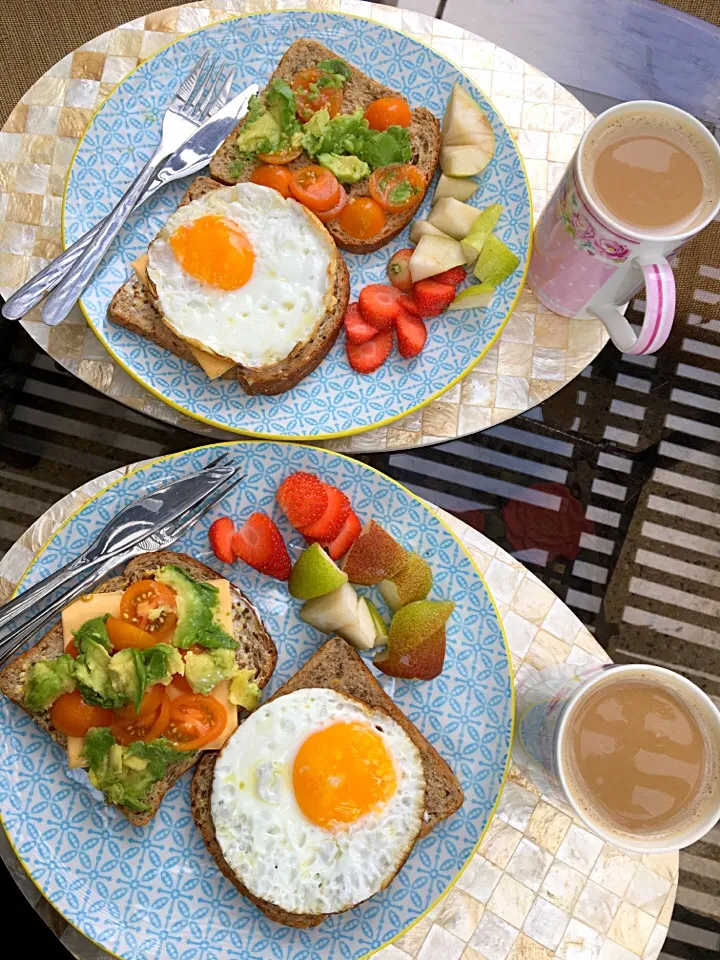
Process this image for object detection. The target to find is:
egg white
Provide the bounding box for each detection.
[211,688,426,916]
[147,183,337,368]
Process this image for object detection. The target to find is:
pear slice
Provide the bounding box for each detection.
[378,553,433,612]
[300,582,359,633]
[337,597,377,651]
[366,599,389,644]
[443,83,496,152]
[447,282,496,311]
[409,220,451,244]
[460,203,503,265]
[374,600,455,680]
[428,198,481,240]
[341,520,409,586]
[474,234,521,286]
[289,543,348,600]
[432,173,478,204]
[409,234,465,283]
[441,144,493,178]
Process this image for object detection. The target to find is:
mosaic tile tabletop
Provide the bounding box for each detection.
[0,0,608,453]
[0,464,676,960]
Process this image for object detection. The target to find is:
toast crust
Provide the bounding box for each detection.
[0,551,278,826]
[209,39,441,254]
[190,637,464,927]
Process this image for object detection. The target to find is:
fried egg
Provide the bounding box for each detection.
[211,688,426,916]
[147,183,337,368]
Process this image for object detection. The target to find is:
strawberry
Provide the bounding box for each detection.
[276,471,327,528]
[232,512,291,580]
[343,302,377,345]
[386,248,414,293]
[346,328,394,374]
[398,293,421,317]
[327,509,362,561]
[413,278,456,317]
[432,265,466,286]
[208,516,235,564]
[396,308,427,358]
[358,284,400,331]
[300,483,351,543]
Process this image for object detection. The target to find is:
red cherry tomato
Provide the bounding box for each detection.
[250,164,293,198]
[289,165,342,212]
[338,197,387,240]
[292,68,343,122]
[369,164,425,213]
[50,690,112,738]
[364,97,412,131]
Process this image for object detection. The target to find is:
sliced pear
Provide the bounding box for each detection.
[460,203,503,265]
[443,83,496,152]
[409,234,465,283]
[337,597,377,651]
[474,234,521,286]
[409,220,450,244]
[289,543,348,600]
[441,144,493,178]
[427,198,481,240]
[366,599,389,644]
[378,553,433,612]
[447,282,496,311]
[432,173,478,204]
[300,583,359,633]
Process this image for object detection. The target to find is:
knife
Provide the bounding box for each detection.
[2,83,258,321]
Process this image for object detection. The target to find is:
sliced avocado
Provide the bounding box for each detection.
[74,639,125,709]
[155,565,236,650]
[229,669,261,711]
[184,648,237,696]
[317,153,369,184]
[108,743,123,775]
[24,654,75,712]
[108,648,143,713]
[235,109,282,155]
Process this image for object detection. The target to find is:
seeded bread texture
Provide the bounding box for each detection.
[0,551,277,826]
[190,636,464,927]
[209,38,441,254]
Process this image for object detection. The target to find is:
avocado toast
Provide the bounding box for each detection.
[0,551,277,826]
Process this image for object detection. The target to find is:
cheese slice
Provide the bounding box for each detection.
[131,255,235,380]
[62,580,238,768]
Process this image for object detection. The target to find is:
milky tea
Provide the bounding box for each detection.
[556,666,720,851]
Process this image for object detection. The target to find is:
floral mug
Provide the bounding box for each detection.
[528,100,720,354]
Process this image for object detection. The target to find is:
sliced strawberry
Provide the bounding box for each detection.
[398,293,421,317]
[232,512,291,580]
[413,278,456,318]
[327,509,362,561]
[387,249,414,293]
[346,328,394,374]
[396,308,427,358]
[300,483,351,543]
[358,284,400,331]
[343,302,378,345]
[208,516,235,564]
[432,265,466,286]
[276,471,327,528]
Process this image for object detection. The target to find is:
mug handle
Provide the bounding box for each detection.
[589,256,676,355]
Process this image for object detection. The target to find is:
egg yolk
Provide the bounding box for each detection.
[292,721,397,830]
[169,215,255,290]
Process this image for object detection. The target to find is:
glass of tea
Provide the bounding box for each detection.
[528,100,720,355]
[517,664,720,852]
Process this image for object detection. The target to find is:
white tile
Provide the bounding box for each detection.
[496,783,539,833]
[25,105,60,134]
[375,947,412,960]
[457,855,503,903]
[590,848,638,897]
[501,610,538,658]
[484,559,523,604]
[64,78,100,108]
[598,943,637,960]
[522,897,569,950]
[487,874,535,928]
[557,825,605,876]
[505,838,553,892]
[642,923,668,960]
[541,598,582,643]
[573,880,620,934]
[540,861,586,912]
[417,924,465,960]
[469,911,518,960]
[558,918,604,960]
[0,133,22,161]
[625,865,672,918]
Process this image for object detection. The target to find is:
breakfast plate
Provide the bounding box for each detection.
[62,10,531,441]
[0,441,512,960]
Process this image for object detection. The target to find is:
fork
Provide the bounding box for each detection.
[0,470,244,667]
[0,452,234,633]
[40,52,234,328]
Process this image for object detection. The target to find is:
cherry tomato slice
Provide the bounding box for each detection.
[119,580,177,641]
[338,196,387,240]
[289,165,342,212]
[257,144,302,164]
[115,684,166,721]
[171,673,194,695]
[250,164,293,197]
[111,692,171,745]
[165,694,227,751]
[106,616,157,650]
[364,97,412,132]
[292,68,343,122]
[66,639,80,659]
[314,188,347,223]
[369,164,425,213]
[50,690,112,738]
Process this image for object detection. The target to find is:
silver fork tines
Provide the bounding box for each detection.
[175,51,209,105]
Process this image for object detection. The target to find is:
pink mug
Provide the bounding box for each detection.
[528,100,720,354]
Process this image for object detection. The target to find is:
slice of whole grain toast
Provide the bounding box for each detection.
[107,176,350,396]
[0,551,277,826]
[190,636,464,927]
[209,38,441,254]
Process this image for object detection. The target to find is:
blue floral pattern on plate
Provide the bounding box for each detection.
[63,11,531,441]
[0,442,512,959]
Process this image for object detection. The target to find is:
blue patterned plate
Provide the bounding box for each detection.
[0,442,513,959]
[63,11,531,441]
